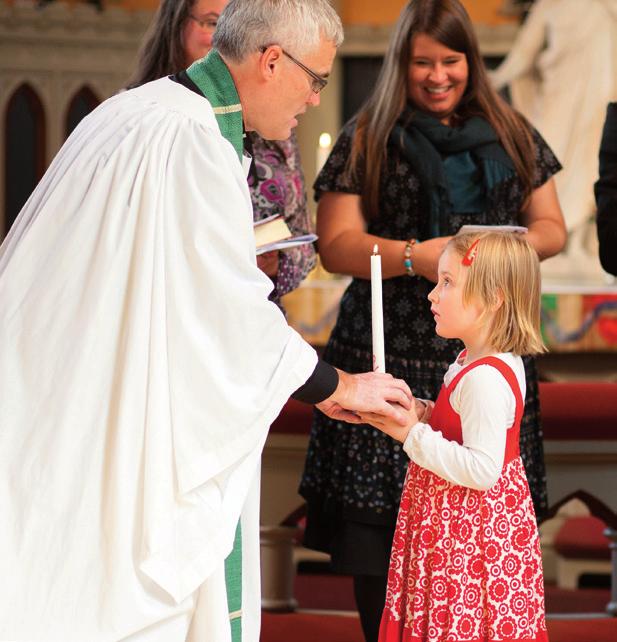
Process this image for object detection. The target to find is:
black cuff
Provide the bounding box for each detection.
[291,359,339,404]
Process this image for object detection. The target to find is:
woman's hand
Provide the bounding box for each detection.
[257,250,280,277]
[411,236,452,282]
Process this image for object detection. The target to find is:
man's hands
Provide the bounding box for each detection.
[315,369,413,425]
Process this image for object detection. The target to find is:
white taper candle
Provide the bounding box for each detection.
[316,132,332,175]
[371,244,386,373]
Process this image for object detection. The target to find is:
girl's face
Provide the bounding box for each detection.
[428,248,483,344]
[407,32,469,125]
[182,0,228,67]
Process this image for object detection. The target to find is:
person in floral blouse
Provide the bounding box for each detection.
[127,0,316,311]
[249,131,316,310]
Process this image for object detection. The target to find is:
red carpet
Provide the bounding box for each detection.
[294,573,611,614]
[294,573,356,610]
[546,618,617,642]
[258,574,617,642]
[261,612,363,642]
[261,611,617,642]
[545,585,612,614]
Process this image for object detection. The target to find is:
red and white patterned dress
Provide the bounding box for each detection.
[379,356,548,642]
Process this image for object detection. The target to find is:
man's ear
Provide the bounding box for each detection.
[258,45,283,81]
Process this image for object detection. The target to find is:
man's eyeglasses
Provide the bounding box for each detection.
[260,47,328,94]
[188,14,218,33]
[282,49,328,94]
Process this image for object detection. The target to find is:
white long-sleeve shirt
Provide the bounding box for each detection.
[403,353,526,491]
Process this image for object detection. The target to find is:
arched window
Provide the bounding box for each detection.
[4,83,46,235]
[65,86,100,139]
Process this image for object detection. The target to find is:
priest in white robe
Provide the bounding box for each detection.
[0,2,413,641]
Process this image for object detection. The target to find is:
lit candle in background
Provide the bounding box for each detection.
[316,132,332,175]
[371,244,385,373]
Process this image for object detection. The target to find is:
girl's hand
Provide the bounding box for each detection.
[415,398,435,423]
[359,400,420,443]
[257,250,280,277]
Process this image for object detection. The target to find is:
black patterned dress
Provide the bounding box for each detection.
[298,121,561,576]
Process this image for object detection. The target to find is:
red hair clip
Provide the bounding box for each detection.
[462,239,480,266]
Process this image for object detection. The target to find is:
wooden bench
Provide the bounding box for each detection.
[553,515,611,589]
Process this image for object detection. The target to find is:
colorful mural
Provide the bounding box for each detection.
[542,293,617,351]
[284,282,617,352]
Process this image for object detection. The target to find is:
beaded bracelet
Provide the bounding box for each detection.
[403,238,417,276]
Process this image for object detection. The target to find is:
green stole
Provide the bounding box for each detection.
[187,49,244,161]
[186,49,244,641]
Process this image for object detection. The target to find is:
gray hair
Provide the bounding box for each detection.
[213,0,344,61]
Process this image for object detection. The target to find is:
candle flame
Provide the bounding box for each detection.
[318,132,332,148]
[373,244,379,255]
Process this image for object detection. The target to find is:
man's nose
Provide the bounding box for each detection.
[308,91,321,107]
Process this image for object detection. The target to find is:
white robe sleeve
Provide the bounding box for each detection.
[403,365,516,490]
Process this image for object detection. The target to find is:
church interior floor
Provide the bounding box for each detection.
[260,572,617,642]
[260,610,617,642]
[290,569,611,614]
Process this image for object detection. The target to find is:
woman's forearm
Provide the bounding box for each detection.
[520,177,567,261]
[525,218,567,261]
[319,232,451,282]
[319,231,407,279]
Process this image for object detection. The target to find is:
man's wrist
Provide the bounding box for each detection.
[291,359,339,404]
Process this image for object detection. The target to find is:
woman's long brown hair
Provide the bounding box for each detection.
[349,0,535,221]
[126,0,195,89]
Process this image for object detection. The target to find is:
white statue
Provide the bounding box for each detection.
[491,0,617,281]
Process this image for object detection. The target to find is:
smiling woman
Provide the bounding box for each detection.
[407,33,468,124]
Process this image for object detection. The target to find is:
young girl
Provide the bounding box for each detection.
[362,232,549,642]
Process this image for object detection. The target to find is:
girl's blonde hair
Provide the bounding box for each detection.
[447,232,546,356]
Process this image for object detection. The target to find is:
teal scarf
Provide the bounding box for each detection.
[186,49,244,641]
[390,107,516,239]
[186,49,244,161]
